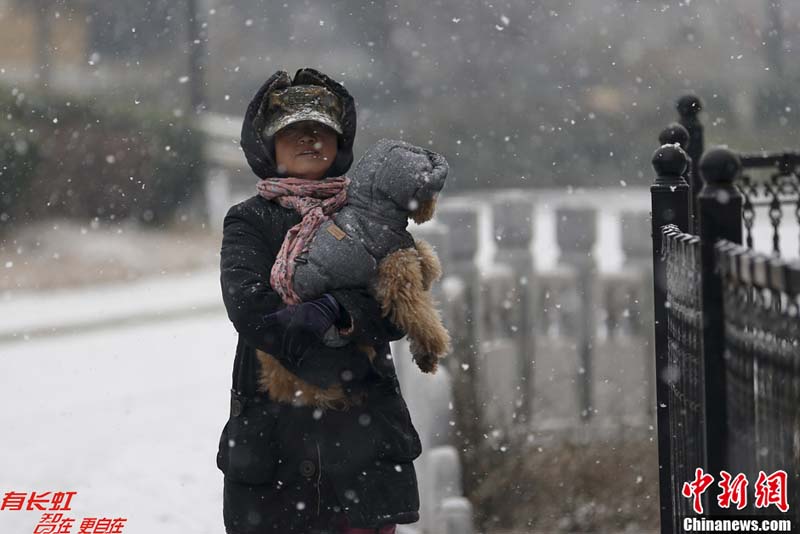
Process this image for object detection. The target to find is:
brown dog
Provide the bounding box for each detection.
[256,198,451,409]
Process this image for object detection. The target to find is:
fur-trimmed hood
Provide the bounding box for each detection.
[240,68,357,179]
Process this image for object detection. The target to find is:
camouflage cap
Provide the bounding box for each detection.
[263,85,344,138]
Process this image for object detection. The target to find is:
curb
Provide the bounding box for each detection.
[0,269,223,344]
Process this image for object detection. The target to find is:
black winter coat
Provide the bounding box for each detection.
[216,69,422,534]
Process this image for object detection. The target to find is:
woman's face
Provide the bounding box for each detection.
[274,121,339,180]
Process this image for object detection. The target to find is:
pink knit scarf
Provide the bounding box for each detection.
[256,176,350,305]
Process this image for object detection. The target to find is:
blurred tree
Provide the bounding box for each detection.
[334,1,409,97]
[14,0,53,92]
[12,0,102,91]
[755,0,796,128]
[86,0,176,59]
[186,0,207,114]
[765,0,784,76]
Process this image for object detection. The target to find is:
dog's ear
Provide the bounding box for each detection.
[414,238,442,291]
[409,196,437,224]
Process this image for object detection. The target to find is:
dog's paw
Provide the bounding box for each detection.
[409,327,451,361]
[414,353,439,374]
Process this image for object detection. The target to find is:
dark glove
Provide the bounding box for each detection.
[266,293,342,350]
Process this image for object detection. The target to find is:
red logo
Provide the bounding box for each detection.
[1,491,127,533]
[682,468,715,514]
[681,469,790,514]
[2,492,77,512]
[717,471,748,510]
[754,470,789,513]
[33,512,75,534]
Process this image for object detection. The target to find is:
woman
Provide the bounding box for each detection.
[217,68,422,534]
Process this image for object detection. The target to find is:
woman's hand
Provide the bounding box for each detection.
[267,293,342,341]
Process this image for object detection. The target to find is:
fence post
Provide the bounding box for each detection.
[491,192,535,424]
[620,210,658,423]
[697,147,743,512]
[437,497,475,534]
[659,122,694,233]
[204,166,231,234]
[677,94,704,232]
[555,207,597,422]
[650,143,691,534]
[435,203,483,493]
[475,263,519,434]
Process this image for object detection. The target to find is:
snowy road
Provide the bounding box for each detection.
[0,311,235,534]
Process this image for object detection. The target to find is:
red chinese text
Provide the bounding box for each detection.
[754,470,789,513]
[717,470,748,510]
[682,467,715,514]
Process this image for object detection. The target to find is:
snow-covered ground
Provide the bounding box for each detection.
[0,269,219,342]
[0,311,234,534]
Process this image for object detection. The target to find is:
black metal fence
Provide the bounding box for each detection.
[651,95,800,533]
[662,228,704,525]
